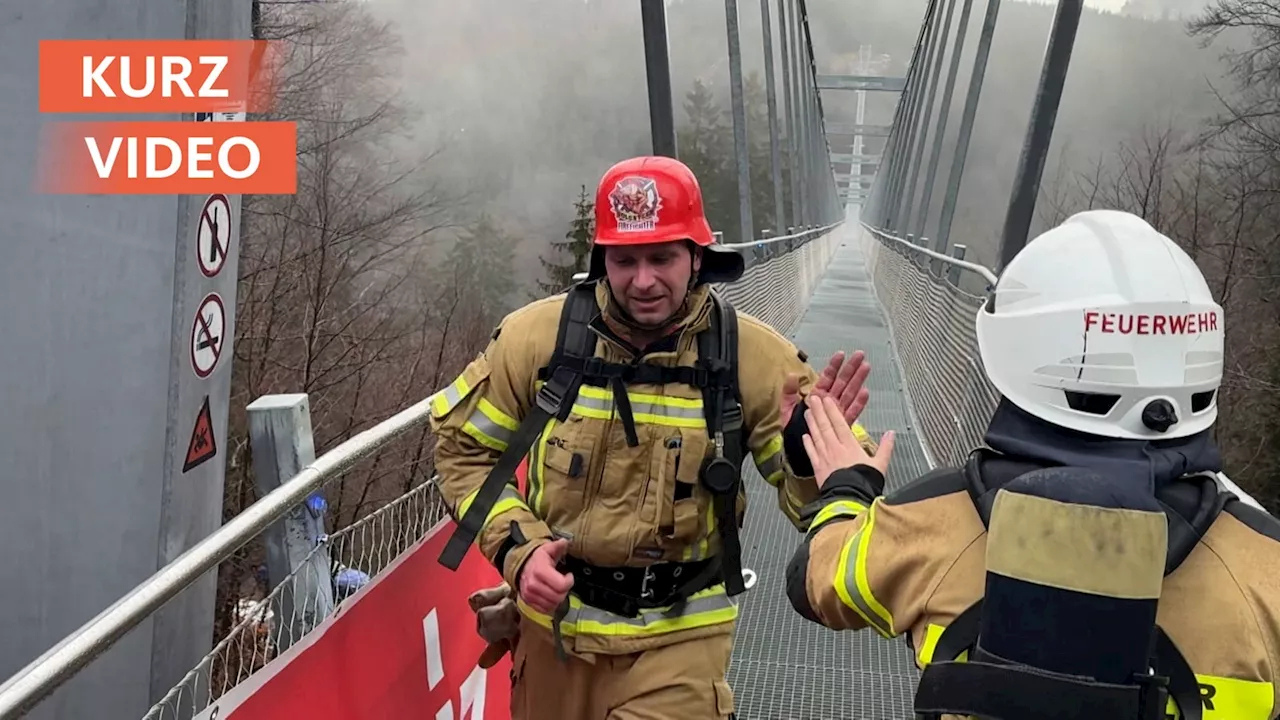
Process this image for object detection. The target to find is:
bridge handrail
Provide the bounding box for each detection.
[0,394,439,719]
[0,220,846,720]
[861,222,997,286]
[570,221,844,283]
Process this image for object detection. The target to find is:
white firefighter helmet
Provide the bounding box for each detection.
[975,209,1224,440]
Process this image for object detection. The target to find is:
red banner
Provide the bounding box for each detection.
[196,516,512,720]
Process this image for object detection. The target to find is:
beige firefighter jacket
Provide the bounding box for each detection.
[430,280,876,656]
[788,464,1280,720]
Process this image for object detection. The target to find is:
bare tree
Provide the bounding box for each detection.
[1050,117,1280,513]
[209,0,510,687]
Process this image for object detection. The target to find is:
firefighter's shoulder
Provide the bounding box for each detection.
[487,292,570,348]
[1215,494,1280,547]
[734,307,807,365]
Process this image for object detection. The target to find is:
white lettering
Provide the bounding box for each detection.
[84,137,123,178]
[83,136,261,180]
[198,56,230,98]
[188,137,214,179]
[79,55,233,99]
[83,56,115,97]
[218,137,259,179]
[118,56,154,98]
[424,608,445,690]
[423,607,488,720]
[146,138,182,178]
[458,665,487,720]
[162,56,194,98]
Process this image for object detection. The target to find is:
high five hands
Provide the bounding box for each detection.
[803,393,895,488]
[780,350,872,426]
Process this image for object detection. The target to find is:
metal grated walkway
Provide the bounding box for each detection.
[727,223,928,719]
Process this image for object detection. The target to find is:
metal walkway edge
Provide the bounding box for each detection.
[727,223,927,719]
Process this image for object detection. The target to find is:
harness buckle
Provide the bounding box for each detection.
[535,382,564,415]
[722,403,743,432]
[640,565,657,599]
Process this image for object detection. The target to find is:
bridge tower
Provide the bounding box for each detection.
[0,1,249,717]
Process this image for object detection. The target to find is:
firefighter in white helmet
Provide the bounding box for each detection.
[787,209,1280,720]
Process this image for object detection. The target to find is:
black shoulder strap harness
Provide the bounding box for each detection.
[438,282,749,597]
[913,448,1227,720]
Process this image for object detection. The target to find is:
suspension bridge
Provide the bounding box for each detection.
[0,0,1235,718]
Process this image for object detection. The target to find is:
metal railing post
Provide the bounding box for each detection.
[881,0,935,230]
[760,0,787,231]
[948,244,968,285]
[640,0,677,158]
[777,0,800,226]
[998,0,1084,270]
[247,393,334,655]
[936,0,1001,254]
[789,0,810,226]
[891,0,943,230]
[725,0,755,245]
[913,0,971,244]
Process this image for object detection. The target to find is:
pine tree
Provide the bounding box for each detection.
[448,213,517,327]
[677,79,736,239]
[536,184,596,295]
[744,71,780,236]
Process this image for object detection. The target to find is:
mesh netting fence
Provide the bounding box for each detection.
[860,225,999,469]
[139,224,845,720]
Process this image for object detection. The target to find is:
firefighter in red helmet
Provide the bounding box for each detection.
[433,156,885,719]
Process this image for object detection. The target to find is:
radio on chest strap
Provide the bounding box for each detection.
[438,282,749,598]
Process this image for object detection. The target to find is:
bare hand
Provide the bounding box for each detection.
[518,538,574,614]
[802,394,895,488]
[781,350,871,425]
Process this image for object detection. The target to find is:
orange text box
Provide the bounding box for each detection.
[39,40,278,114]
[37,121,297,195]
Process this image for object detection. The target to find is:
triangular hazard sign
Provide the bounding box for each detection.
[183,396,218,473]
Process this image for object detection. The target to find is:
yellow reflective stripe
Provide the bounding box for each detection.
[810,499,867,531]
[569,385,706,428]
[461,398,519,451]
[919,622,1275,720]
[517,585,737,637]
[681,504,715,561]
[779,477,809,523]
[457,485,529,535]
[527,418,556,518]
[832,500,894,638]
[1166,675,1274,719]
[851,422,871,445]
[753,435,785,486]
[431,375,472,416]
[918,622,971,665]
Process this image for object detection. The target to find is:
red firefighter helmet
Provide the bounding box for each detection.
[585,156,744,284]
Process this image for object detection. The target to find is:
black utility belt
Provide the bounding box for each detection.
[560,556,722,618]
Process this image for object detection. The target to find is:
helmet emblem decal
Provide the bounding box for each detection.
[608,176,662,232]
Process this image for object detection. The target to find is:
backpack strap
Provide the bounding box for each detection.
[922,455,1223,720]
[697,290,748,596]
[914,656,1174,720]
[438,283,598,570]
[925,599,1203,720]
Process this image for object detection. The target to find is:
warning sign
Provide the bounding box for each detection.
[196,110,247,123]
[183,396,218,473]
[197,194,232,278]
[190,293,226,379]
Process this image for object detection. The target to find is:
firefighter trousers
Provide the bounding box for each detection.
[509,617,737,720]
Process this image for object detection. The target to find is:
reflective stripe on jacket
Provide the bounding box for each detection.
[787,465,1280,719]
[430,281,876,654]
